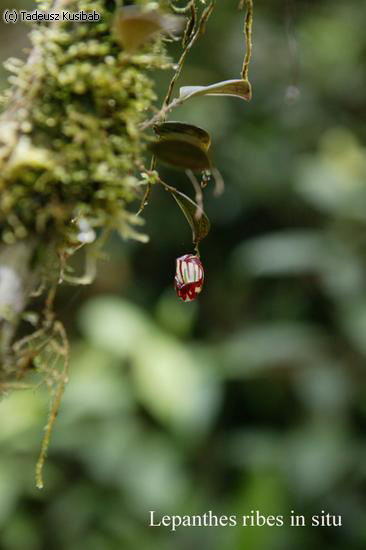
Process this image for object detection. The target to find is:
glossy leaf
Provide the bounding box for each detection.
[113,7,183,52]
[179,79,252,101]
[170,189,210,244]
[149,137,211,171]
[153,122,211,151]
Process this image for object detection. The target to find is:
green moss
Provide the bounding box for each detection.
[0,0,170,245]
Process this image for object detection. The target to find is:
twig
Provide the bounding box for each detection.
[240,0,253,81]
[137,1,215,214]
[170,0,195,14]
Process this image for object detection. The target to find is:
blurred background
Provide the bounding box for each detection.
[1,0,366,548]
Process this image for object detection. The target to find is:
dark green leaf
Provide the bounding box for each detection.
[149,137,211,171]
[170,189,210,244]
[153,122,211,151]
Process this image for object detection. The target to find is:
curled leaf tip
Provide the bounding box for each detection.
[179,79,252,102]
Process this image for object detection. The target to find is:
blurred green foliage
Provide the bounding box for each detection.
[1,1,366,549]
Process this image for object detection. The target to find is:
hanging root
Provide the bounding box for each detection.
[11,282,70,489]
[34,321,69,490]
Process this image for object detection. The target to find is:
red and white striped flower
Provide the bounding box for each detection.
[174,254,204,302]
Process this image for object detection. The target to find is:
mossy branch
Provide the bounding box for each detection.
[0,0,170,375]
